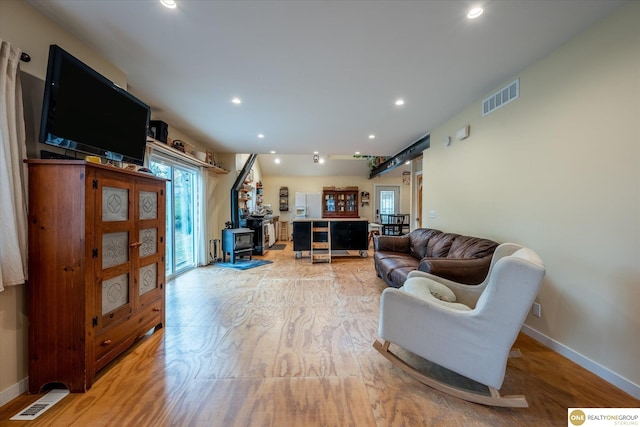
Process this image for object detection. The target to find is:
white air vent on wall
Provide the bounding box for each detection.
[482,79,519,116]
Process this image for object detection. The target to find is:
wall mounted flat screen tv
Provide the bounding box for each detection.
[39,45,150,166]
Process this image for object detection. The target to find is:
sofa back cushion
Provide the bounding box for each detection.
[375,234,411,253]
[426,233,459,257]
[446,235,498,259]
[408,228,441,259]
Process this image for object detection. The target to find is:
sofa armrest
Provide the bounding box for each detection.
[374,234,411,253]
[418,255,493,285]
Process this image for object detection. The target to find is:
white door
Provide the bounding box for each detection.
[374,185,400,223]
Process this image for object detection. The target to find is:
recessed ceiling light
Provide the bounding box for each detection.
[313,151,319,155]
[274,158,280,164]
[270,150,276,154]
[405,160,411,165]
[257,134,264,139]
[368,134,375,139]
[467,7,483,19]
[160,0,177,9]
[355,151,360,155]
[231,97,242,105]
[395,99,405,106]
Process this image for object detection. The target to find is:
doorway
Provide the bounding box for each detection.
[416,173,423,228]
[149,155,200,277]
[374,185,400,223]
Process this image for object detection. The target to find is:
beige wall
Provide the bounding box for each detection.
[0,0,125,86]
[0,0,131,401]
[2,0,637,404]
[0,0,233,401]
[261,174,408,224]
[206,153,236,243]
[423,2,639,391]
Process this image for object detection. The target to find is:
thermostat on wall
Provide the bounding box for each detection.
[456,125,470,141]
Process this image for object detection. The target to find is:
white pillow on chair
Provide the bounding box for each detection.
[402,277,471,311]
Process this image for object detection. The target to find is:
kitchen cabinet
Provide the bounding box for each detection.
[322,187,359,218]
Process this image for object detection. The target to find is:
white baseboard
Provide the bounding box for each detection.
[0,377,28,408]
[521,325,640,399]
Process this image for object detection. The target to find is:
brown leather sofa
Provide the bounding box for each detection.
[373,228,499,288]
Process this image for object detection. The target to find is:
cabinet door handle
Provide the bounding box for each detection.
[102,339,112,346]
[130,241,143,248]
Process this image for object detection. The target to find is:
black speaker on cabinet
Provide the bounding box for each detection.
[149,120,168,143]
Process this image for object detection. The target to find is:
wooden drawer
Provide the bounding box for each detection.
[95,299,163,370]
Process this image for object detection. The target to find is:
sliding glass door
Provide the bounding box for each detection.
[149,155,200,277]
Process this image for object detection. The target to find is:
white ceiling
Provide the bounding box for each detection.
[27,0,624,176]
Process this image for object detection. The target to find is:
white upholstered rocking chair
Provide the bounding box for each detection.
[374,243,546,407]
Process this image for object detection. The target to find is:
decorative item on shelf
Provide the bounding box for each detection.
[172,140,185,152]
[403,171,411,185]
[193,151,207,162]
[85,155,101,164]
[361,191,370,206]
[206,150,214,165]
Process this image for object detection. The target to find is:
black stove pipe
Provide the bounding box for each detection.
[230,154,258,229]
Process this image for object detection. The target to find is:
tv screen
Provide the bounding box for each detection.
[39,45,150,166]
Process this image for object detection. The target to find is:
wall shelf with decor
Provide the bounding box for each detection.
[279,186,289,212]
[146,138,229,174]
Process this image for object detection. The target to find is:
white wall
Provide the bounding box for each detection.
[423,2,639,396]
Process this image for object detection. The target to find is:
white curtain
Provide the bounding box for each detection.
[199,166,208,266]
[0,40,28,291]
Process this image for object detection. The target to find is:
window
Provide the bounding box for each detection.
[150,155,201,277]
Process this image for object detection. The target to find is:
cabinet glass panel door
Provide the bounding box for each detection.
[99,181,134,326]
[102,187,129,221]
[139,228,157,258]
[139,263,157,296]
[102,274,129,314]
[139,191,158,220]
[102,231,129,268]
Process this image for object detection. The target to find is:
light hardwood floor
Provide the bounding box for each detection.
[1,242,638,426]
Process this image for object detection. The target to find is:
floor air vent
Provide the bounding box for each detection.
[482,79,519,116]
[10,389,70,421]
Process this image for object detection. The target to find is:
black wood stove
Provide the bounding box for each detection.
[222,228,254,263]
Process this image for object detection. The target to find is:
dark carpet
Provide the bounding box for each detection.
[270,244,287,250]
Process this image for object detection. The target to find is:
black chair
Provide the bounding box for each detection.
[380,213,410,235]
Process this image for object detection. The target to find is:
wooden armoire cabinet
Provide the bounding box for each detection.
[322,186,359,218]
[26,160,166,393]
